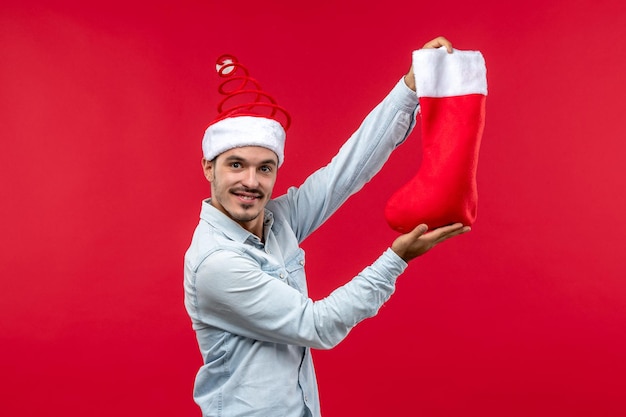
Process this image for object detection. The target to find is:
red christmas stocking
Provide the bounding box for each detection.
[385,47,487,233]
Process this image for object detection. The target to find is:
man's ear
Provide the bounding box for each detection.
[201,158,214,182]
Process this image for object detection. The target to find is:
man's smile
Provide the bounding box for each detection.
[231,188,263,202]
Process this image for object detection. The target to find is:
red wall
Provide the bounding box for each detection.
[2,1,626,415]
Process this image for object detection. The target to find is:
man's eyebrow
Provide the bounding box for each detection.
[223,155,245,162]
[223,155,277,166]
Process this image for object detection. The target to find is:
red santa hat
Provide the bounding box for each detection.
[202,55,291,166]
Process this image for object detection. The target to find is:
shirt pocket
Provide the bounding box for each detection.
[285,248,307,295]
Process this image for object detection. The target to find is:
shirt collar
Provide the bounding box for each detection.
[199,199,274,244]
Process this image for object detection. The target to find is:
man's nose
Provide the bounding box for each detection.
[241,167,259,188]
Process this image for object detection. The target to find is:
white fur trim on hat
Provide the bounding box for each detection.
[412,47,487,98]
[202,116,286,166]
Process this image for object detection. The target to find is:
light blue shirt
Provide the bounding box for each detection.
[184,79,419,417]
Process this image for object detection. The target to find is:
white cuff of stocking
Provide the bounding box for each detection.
[412,47,488,98]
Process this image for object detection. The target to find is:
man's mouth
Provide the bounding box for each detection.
[231,189,263,202]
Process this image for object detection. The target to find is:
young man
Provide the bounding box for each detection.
[184,36,470,416]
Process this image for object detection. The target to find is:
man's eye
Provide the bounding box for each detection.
[260,166,272,173]
[230,162,242,168]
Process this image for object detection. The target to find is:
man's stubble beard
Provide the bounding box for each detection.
[212,172,271,224]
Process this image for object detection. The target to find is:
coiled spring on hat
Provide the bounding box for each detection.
[214,54,291,130]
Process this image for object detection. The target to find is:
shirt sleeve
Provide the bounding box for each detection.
[275,78,419,243]
[193,247,407,350]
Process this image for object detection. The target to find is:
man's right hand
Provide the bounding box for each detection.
[403,36,454,91]
[391,223,470,262]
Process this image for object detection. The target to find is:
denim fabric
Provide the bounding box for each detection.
[184,79,419,417]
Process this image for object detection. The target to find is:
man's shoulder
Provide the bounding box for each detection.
[184,220,246,272]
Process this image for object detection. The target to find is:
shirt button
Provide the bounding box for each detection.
[300,260,304,266]
[279,273,284,279]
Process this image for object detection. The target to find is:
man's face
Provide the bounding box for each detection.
[203,146,278,236]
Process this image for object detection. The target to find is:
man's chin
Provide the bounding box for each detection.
[231,207,260,223]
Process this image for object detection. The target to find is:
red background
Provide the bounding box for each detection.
[2,1,626,416]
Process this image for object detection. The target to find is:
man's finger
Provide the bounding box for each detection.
[429,223,466,240]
